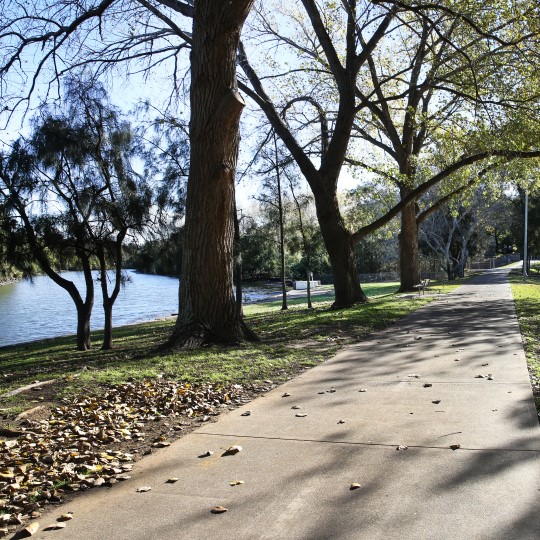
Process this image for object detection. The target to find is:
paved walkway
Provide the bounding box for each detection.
[34,269,539,540]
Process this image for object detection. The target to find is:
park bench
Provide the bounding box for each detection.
[413,278,430,295]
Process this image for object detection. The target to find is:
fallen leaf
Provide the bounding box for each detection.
[22,523,39,536]
[350,483,361,490]
[229,480,244,486]
[153,441,171,448]
[44,523,66,531]
[449,444,461,451]
[166,478,179,483]
[136,486,152,492]
[211,506,228,514]
[222,445,242,456]
[295,413,307,418]
[396,445,408,451]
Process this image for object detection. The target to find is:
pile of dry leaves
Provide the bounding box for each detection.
[0,379,243,536]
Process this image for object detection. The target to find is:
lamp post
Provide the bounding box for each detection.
[523,189,528,277]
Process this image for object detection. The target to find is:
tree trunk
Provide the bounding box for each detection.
[398,191,421,292]
[75,253,94,351]
[316,192,367,307]
[445,261,452,280]
[76,302,92,351]
[169,0,257,348]
[233,199,243,318]
[275,135,288,311]
[306,269,312,309]
[102,299,113,350]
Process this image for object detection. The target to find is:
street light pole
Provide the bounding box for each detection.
[523,189,528,277]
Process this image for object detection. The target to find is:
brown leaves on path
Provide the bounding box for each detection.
[0,379,242,536]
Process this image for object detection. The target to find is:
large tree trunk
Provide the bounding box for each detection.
[316,191,367,307]
[169,0,257,348]
[398,189,421,292]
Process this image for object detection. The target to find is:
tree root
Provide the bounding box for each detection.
[164,318,259,350]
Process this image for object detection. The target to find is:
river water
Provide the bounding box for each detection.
[0,270,280,348]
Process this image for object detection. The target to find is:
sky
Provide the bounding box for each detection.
[0,1,366,215]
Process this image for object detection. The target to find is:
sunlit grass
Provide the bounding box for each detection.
[0,277,467,414]
[509,266,540,415]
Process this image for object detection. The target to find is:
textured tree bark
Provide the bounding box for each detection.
[76,305,92,351]
[169,0,257,347]
[315,191,367,307]
[398,188,421,292]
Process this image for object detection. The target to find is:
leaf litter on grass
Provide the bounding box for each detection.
[0,379,242,535]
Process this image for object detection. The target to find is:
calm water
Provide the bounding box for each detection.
[0,270,278,348]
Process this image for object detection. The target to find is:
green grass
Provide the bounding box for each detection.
[0,279,466,415]
[509,267,540,414]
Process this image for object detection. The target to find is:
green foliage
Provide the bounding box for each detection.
[512,191,540,259]
[239,215,281,280]
[126,229,183,276]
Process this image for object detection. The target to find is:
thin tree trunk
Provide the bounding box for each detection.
[316,192,367,307]
[97,231,126,350]
[274,132,288,311]
[169,0,257,348]
[306,270,312,309]
[76,252,94,350]
[233,199,243,318]
[103,300,113,350]
[398,189,421,291]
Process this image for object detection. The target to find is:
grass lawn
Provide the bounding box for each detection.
[509,266,540,416]
[0,279,463,417]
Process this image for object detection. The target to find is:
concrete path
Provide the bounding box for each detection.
[33,269,540,540]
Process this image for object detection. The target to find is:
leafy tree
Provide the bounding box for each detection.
[0,140,97,350]
[239,215,281,280]
[0,77,152,350]
[239,0,540,298]
[253,131,290,309]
